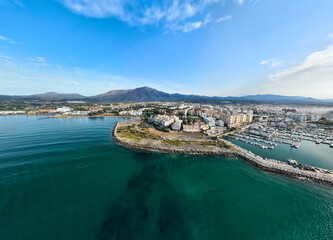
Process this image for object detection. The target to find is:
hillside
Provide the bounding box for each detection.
[30,92,86,100]
[1,87,332,104]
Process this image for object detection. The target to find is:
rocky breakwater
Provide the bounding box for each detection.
[113,122,333,186]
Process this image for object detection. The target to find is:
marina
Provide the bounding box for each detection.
[224,126,333,171]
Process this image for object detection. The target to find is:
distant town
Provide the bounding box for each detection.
[1,99,333,138]
[2,90,333,186]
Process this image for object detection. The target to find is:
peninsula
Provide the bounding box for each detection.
[113,121,333,186]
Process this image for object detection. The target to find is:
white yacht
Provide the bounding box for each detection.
[291,142,300,148]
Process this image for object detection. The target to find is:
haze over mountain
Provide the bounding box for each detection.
[0,92,85,100]
[30,92,85,100]
[1,87,333,104]
[224,94,333,103]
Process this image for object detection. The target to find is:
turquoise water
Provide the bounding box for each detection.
[227,137,333,170]
[0,116,333,240]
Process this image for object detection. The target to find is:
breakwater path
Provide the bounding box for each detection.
[113,122,333,186]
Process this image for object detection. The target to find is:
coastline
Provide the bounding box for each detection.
[113,121,333,187]
[0,113,139,119]
[46,113,118,118]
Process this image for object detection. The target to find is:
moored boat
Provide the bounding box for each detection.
[291,142,300,148]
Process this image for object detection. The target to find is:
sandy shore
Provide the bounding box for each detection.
[113,121,333,187]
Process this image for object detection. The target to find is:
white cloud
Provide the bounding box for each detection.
[216,15,232,23]
[10,0,24,8]
[0,54,11,59]
[0,35,17,44]
[203,13,212,25]
[169,13,211,33]
[0,54,13,63]
[260,58,282,68]
[181,21,203,32]
[261,44,333,99]
[27,57,49,66]
[326,33,333,40]
[234,0,245,5]
[58,0,221,32]
[27,57,46,63]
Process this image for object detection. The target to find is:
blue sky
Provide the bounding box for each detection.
[1,0,333,98]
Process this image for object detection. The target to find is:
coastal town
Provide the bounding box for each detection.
[109,102,333,186]
[2,101,333,139]
[2,100,333,184]
[3,1,333,238]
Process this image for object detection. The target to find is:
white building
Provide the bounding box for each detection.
[220,113,253,127]
[328,111,333,121]
[171,120,183,131]
[149,115,179,127]
[55,107,72,113]
[201,104,212,109]
[119,110,143,116]
[291,114,305,122]
[277,122,286,128]
[200,113,208,118]
[203,117,216,127]
[306,114,319,122]
[215,120,224,127]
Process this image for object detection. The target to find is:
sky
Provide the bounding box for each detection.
[1,0,333,98]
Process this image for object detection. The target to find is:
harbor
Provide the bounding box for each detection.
[113,121,333,186]
[224,124,333,171]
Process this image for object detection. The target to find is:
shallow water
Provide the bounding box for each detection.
[0,116,332,240]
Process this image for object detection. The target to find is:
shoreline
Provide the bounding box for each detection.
[0,113,139,119]
[113,121,333,187]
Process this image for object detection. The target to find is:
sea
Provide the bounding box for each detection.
[0,115,332,240]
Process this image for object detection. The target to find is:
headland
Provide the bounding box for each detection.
[113,121,333,186]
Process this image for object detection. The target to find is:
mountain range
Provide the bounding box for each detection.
[1,87,332,104]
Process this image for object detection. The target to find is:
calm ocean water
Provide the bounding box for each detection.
[0,115,332,240]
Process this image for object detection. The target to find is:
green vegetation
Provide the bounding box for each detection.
[163,140,182,146]
[154,124,170,132]
[223,127,237,135]
[315,120,333,126]
[88,110,106,116]
[117,123,158,141]
[199,140,231,149]
[0,99,102,111]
